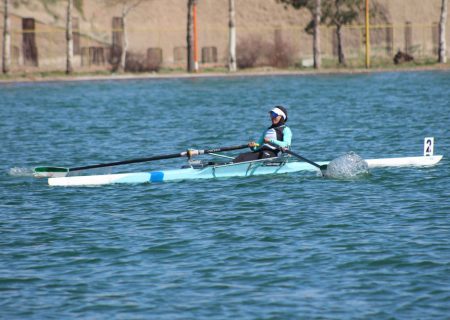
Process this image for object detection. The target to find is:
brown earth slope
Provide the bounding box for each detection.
[0,0,449,71]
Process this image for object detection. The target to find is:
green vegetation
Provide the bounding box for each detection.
[11,0,85,19]
[39,0,83,12]
[1,62,447,83]
[0,69,111,80]
[74,0,83,13]
[319,56,442,69]
[39,0,60,21]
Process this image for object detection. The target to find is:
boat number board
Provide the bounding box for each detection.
[424,137,434,156]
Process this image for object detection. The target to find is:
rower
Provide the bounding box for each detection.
[233,106,292,163]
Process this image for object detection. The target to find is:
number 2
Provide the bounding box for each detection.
[426,139,432,153]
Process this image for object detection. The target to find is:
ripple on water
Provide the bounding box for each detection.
[0,72,449,319]
[7,167,35,177]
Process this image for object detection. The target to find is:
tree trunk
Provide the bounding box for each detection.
[119,8,127,72]
[313,0,321,69]
[2,0,11,74]
[336,24,345,65]
[228,0,237,72]
[66,0,74,74]
[187,0,195,72]
[438,0,448,63]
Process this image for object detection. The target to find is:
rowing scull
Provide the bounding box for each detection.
[46,155,443,187]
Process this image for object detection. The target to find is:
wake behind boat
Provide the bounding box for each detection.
[34,137,443,187]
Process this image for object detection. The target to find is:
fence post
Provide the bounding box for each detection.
[386,25,393,56]
[404,21,412,54]
[22,18,38,67]
[193,1,199,71]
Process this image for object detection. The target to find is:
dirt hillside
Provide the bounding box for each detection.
[1,0,449,71]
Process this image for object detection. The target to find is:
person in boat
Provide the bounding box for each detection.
[233,106,292,163]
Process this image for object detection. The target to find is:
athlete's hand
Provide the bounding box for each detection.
[264,137,271,143]
[248,141,258,148]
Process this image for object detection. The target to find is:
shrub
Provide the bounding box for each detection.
[147,48,163,71]
[236,34,296,69]
[125,52,146,72]
[125,51,162,72]
[266,34,296,68]
[236,36,267,69]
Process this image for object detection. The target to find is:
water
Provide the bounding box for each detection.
[1,71,449,319]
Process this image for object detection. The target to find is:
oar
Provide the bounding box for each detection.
[34,144,249,178]
[282,149,328,176]
[265,142,328,176]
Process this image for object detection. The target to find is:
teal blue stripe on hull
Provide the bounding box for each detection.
[150,171,164,182]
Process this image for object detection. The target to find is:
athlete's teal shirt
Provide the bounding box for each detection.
[251,126,292,151]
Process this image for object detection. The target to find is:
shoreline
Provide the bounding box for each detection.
[0,64,449,84]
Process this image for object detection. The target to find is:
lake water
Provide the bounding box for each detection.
[1,71,449,319]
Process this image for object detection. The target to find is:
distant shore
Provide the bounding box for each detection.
[0,63,449,84]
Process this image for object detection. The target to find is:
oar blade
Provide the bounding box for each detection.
[319,164,328,176]
[33,167,69,178]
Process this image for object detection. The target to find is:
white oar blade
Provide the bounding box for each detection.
[33,167,69,178]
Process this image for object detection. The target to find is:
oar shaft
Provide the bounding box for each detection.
[266,142,326,173]
[69,144,249,172]
[187,144,249,157]
[284,149,321,169]
[70,152,185,172]
[205,144,248,153]
[265,142,321,169]
[279,148,327,176]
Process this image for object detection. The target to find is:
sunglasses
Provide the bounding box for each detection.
[270,111,279,119]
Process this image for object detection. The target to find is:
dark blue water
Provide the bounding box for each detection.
[1,72,449,319]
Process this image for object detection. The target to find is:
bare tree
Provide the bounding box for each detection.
[323,0,386,66]
[277,0,322,69]
[228,0,237,72]
[322,0,362,66]
[106,0,145,72]
[438,0,448,63]
[2,0,11,74]
[66,0,73,74]
[278,0,382,67]
[187,0,197,72]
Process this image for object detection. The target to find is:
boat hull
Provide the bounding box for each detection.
[47,155,443,187]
